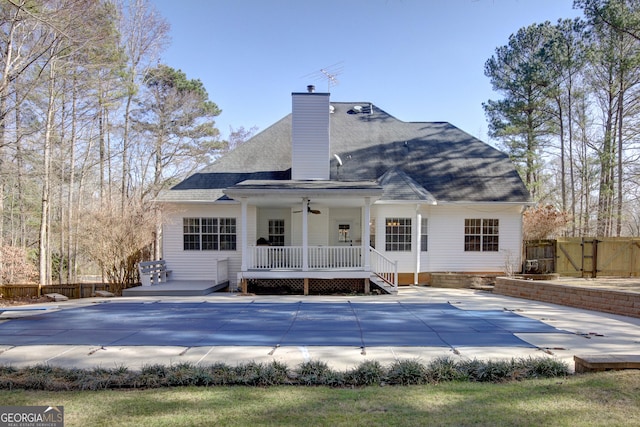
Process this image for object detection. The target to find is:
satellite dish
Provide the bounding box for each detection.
[333,154,343,166]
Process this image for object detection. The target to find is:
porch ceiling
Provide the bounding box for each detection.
[223,179,383,207]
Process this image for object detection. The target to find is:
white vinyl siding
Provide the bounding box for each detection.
[256,208,290,246]
[425,204,522,272]
[291,92,330,180]
[291,206,329,246]
[371,205,417,273]
[162,203,249,284]
[162,202,523,283]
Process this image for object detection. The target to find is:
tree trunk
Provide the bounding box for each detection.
[615,79,624,236]
[39,65,57,286]
[67,77,78,283]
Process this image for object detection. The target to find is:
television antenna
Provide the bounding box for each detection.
[302,62,343,92]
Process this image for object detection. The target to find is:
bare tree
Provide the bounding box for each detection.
[116,0,169,211]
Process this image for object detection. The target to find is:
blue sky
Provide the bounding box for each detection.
[151,0,582,145]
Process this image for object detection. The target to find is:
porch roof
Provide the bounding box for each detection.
[223,179,383,202]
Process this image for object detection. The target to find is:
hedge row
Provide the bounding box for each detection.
[0,356,570,391]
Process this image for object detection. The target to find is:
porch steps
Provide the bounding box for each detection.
[370,276,398,295]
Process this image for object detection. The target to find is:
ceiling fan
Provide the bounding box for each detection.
[293,201,321,215]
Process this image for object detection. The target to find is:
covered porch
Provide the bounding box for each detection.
[224,180,398,294]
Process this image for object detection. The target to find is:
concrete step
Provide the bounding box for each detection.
[45,293,69,302]
[574,354,640,373]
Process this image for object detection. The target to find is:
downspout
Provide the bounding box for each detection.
[415,205,421,285]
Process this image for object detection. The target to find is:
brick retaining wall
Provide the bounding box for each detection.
[494,277,640,318]
[430,273,497,288]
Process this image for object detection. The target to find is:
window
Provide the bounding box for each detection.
[219,218,237,250]
[183,218,201,250]
[183,217,236,251]
[385,217,411,251]
[268,219,285,246]
[338,223,351,243]
[464,219,499,252]
[421,217,428,252]
[201,218,217,250]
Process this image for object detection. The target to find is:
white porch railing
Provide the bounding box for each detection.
[248,246,363,270]
[250,246,303,269]
[308,246,362,269]
[369,247,398,289]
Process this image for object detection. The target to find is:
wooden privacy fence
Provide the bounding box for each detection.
[556,237,640,277]
[524,240,556,274]
[526,238,640,278]
[0,283,112,299]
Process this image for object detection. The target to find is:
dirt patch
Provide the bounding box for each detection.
[0,296,50,307]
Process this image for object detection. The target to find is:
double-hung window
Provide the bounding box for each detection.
[464,219,499,252]
[385,217,411,251]
[268,219,285,246]
[421,217,428,252]
[183,217,237,251]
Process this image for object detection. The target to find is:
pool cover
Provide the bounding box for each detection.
[0,301,565,348]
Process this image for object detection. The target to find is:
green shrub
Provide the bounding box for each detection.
[166,363,200,386]
[207,362,236,385]
[234,361,289,386]
[426,356,465,383]
[456,358,485,382]
[386,359,429,385]
[137,364,169,388]
[345,360,385,386]
[523,356,570,379]
[477,359,515,382]
[0,356,571,390]
[297,360,331,385]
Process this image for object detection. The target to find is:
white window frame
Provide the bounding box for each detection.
[464,218,499,252]
[183,217,237,251]
[385,217,412,252]
[268,219,285,247]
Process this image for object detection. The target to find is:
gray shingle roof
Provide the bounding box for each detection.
[158,102,530,203]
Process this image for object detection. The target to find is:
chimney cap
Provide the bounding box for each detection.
[307,85,315,93]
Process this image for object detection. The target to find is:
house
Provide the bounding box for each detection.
[155,86,531,294]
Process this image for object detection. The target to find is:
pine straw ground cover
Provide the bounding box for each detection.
[1,369,639,426]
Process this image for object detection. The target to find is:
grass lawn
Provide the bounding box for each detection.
[2,370,639,426]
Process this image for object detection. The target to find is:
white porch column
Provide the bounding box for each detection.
[240,197,248,271]
[363,197,371,270]
[414,205,422,285]
[302,198,309,271]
